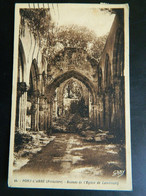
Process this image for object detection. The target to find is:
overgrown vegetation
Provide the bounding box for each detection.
[19,8,108,63]
[14,128,32,152]
[69,98,88,117]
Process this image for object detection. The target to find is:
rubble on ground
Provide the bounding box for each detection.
[52,114,115,143]
[13,130,56,171]
[80,129,114,143]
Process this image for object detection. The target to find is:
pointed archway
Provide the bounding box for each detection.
[16,39,27,130]
[45,70,97,128]
[27,59,40,131]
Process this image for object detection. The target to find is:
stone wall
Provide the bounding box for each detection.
[15,9,125,139]
[16,22,49,132]
[97,11,125,137]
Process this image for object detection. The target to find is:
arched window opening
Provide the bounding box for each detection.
[98,67,102,90]
[113,28,124,77]
[26,59,39,131]
[15,40,26,128]
[41,71,46,96]
[46,70,96,132]
[105,53,111,87]
[62,79,89,117]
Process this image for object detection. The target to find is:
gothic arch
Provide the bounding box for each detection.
[98,67,102,89]
[63,78,83,99]
[29,59,39,91]
[104,53,111,87]
[15,40,26,128]
[27,59,39,131]
[18,39,26,82]
[45,70,97,105]
[54,77,90,117]
[41,71,46,95]
[113,28,124,77]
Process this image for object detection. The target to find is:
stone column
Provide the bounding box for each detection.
[93,104,98,129]
[89,104,95,127]
[53,99,57,119]
[31,98,36,131]
[36,97,39,131]
[17,82,28,132]
[39,97,45,131]
[102,94,106,130]
[23,92,27,132]
[98,95,104,129]
[18,96,22,130]
[47,102,53,129]
[96,98,101,129]
[105,94,110,130]
[57,87,63,117]
[18,92,27,132]
[44,98,48,130]
[110,93,115,129]
[89,92,92,119]
[114,83,120,131]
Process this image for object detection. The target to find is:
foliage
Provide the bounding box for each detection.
[70,97,88,117]
[48,25,108,62]
[19,9,108,63]
[14,128,32,152]
[64,80,82,99]
[20,8,54,48]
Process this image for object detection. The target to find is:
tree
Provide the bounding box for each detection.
[50,25,108,62]
[19,9,108,64]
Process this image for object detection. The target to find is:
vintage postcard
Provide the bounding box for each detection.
[8,3,132,190]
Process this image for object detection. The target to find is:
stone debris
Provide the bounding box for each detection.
[14,114,116,172]
[15,133,125,179]
[13,131,56,171]
[53,114,115,143]
[80,129,114,143]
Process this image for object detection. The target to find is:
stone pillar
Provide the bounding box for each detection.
[44,99,48,130]
[114,83,120,131]
[110,93,115,129]
[108,93,113,130]
[112,78,125,139]
[53,99,57,119]
[93,104,98,129]
[31,98,36,131]
[18,96,22,129]
[47,102,53,128]
[17,82,28,132]
[18,92,27,132]
[57,87,63,117]
[35,97,39,131]
[98,95,104,129]
[23,92,27,132]
[96,98,102,129]
[102,94,106,130]
[39,97,45,131]
[82,87,89,106]
[89,92,92,119]
[105,94,110,130]
[89,104,95,127]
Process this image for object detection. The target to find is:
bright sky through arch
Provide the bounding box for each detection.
[50,4,115,37]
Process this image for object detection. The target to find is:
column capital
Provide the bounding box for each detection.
[17,82,28,96]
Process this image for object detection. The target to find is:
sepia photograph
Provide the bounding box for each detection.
[8,3,132,190]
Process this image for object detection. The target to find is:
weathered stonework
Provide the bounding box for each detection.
[15,9,125,140]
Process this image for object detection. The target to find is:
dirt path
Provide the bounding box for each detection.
[17,133,125,178]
